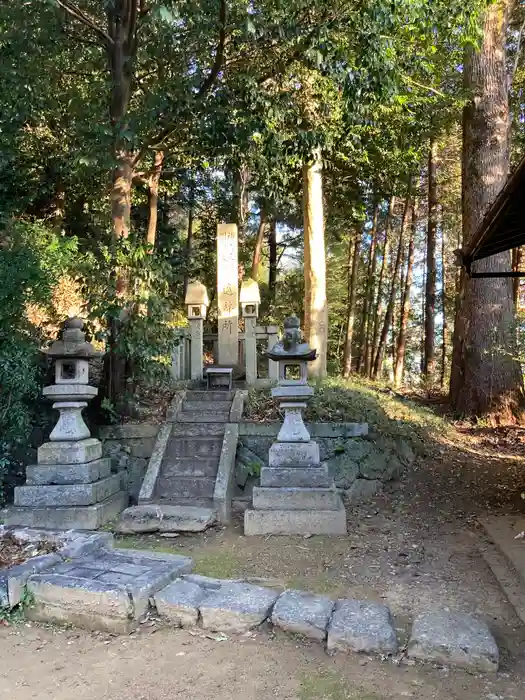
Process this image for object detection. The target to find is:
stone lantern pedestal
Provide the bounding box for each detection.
[244,317,346,535]
[6,318,126,530]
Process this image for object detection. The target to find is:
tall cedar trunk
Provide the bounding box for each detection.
[303,152,328,377]
[441,218,448,388]
[357,202,379,374]
[146,151,163,249]
[268,217,277,307]
[370,197,395,377]
[394,199,417,387]
[424,139,438,383]
[343,230,361,377]
[512,247,522,306]
[251,210,268,280]
[183,181,195,299]
[450,0,524,422]
[372,189,411,379]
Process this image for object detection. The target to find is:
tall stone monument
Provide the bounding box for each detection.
[6,318,126,530]
[244,317,346,535]
[217,223,239,366]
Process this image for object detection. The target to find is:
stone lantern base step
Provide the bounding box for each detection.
[244,503,347,536]
[252,486,342,511]
[37,438,102,466]
[25,458,112,486]
[4,492,127,530]
[13,474,121,508]
[260,466,332,489]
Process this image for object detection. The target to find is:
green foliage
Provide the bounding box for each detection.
[0,587,35,625]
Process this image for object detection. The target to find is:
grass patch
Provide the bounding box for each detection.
[299,671,382,700]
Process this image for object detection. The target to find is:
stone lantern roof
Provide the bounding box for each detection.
[185,280,210,307]
[45,317,103,359]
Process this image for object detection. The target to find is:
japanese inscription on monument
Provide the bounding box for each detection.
[217,223,239,365]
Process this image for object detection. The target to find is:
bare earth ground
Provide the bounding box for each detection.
[2,426,525,699]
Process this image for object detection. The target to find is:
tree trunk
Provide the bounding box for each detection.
[372,190,411,380]
[450,0,524,422]
[268,217,277,306]
[303,151,328,378]
[441,218,449,389]
[371,196,395,376]
[251,209,268,280]
[394,198,417,387]
[343,230,361,377]
[357,202,379,374]
[512,247,522,306]
[146,151,163,249]
[183,181,195,299]
[424,139,438,384]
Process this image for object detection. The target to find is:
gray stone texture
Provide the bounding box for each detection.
[14,474,121,507]
[244,505,347,536]
[182,574,227,590]
[269,441,320,467]
[116,504,216,533]
[38,438,102,465]
[6,553,62,607]
[154,579,206,627]
[407,610,499,672]
[252,487,341,511]
[260,466,332,489]
[25,458,112,485]
[213,423,238,524]
[327,599,398,654]
[200,582,279,633]
[344,479,383,504]
[271,589,334,641]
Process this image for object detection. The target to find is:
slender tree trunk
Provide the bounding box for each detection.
[356,202,379,374]
[441,219,448,389]
[343,230,361,377]
[450,0,524,422]
[512,247,522,306]
[373,189,411,379]
[303,151,328,377]
[251,210,268,280]
[371,196,395,376]
[394,199,417,387]
[424,139,438,384]
[268,217,277,306]
[183,181,195,299]
[146,151,163,249]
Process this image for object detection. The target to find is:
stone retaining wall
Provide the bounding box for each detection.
[100,424,160,503]
[236,422,415,504]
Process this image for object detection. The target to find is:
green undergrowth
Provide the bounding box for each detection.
[246,377,452,453]
[0,588,34,624]
[299,671,383,700]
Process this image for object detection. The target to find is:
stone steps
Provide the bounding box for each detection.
[154,496,215,509]
[178,411,230,423]
[164,437,223,459]
[171,423,225,437]
[186,390,235,402]
[183,401,232,413]
[155,475,216,500]
[161,457,218,478]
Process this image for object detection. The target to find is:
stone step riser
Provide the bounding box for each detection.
[165,439,223,458]
[252,487,341,511]
[183,401,232,413]
[161,458,218,478]
[171,424,225,437]
[14,474,122,508]
[185,391,235,402]
[260,467,332,489]
[178,413,229,424]
[154,497,215,509]
[156,477,216,500]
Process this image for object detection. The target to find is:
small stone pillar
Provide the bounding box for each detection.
[266,325,279,382]
[7,318,126,530]
[240,278,260,385]
[185,281,209,381]
[244,316,346,535]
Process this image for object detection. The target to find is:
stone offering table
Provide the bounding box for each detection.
[244,317,346,535]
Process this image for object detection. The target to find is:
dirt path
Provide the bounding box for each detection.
[1,622,523,700]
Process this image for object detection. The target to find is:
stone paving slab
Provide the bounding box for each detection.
[327,599,398,655]
[154,579,207,627]
[116,505,217,534]
[271,589,334,641]
[182,574,230,590]
[200,582,279,633]
[407,610,499,672]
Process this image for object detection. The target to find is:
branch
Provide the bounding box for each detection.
[196,0,228,98]
[55,0,113,46]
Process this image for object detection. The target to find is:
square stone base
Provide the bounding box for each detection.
[38,438,102,465]
[252,487,341,511]
[269,441,320,467]
[5,491,128,530]
[14,474,121,508]
[244,503,347,535]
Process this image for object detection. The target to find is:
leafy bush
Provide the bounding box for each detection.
[0,219,76,501]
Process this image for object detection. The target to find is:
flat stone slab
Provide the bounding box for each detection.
[272,589,334,640]
[200,582,279,633]
[5,491,127,530]
[154,579,206,627]
[25,458,112,485]
[407,610,499,672]
[116,504,217,534]
[244,505,347,536]
[37,438,102,465]
[14,474,121,507]
[27,548,193,630]
[327,599,398,654]
[269,442,320,467]
[260,466,332,488]
[252,487,341,511]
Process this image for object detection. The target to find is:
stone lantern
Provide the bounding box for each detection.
[7,318,126,530]
[185,281,209,381]
[244,316,346,536]
[240,278,261,384]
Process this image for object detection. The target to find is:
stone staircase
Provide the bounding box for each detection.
[153,390,235,509]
